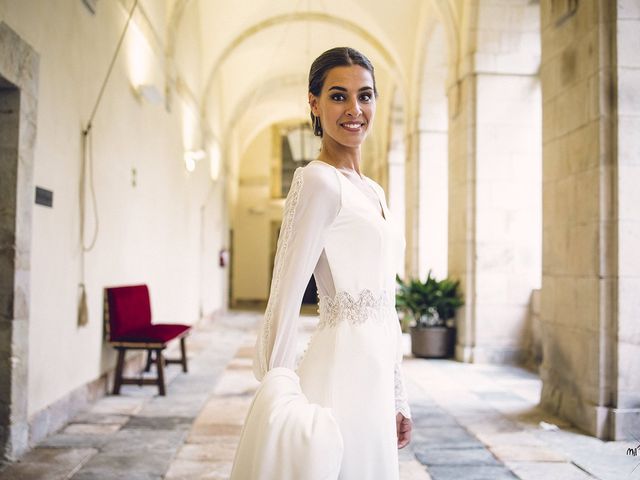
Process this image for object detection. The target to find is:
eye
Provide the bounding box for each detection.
[330,93,346,102]
[359,93,373,102]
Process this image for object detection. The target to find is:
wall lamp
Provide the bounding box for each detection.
[184,149,206,172]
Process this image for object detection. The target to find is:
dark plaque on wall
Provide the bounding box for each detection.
[35,186,53,207]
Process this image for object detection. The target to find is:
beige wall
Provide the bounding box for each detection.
[232,127,273,303]
[0,0,227,420]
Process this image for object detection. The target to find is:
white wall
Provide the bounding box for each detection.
[0,0,227,418]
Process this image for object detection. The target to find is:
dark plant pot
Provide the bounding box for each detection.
[410,326,456,358]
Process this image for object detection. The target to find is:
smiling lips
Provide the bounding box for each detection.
[341,122,365,132]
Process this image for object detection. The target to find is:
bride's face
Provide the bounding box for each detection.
[309,65,376,149]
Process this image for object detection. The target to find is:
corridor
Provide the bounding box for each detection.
[1,311,636,480]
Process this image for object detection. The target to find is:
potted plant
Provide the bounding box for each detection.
[396,271,464,358]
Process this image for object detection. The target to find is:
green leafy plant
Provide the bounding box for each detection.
[396,271,464,328]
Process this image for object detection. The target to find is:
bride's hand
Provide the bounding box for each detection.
[396,412,412,449]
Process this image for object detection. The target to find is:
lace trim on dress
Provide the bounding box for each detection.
[317,289,391,329]
[258,168,304,375]
[394,363,412,419]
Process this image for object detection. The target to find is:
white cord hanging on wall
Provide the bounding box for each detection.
[78,0,139,327]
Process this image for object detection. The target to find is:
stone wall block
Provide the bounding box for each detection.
[566,122,599,174]
[10,319,28,417]
[555,176,574,219]
[619,165,640,220]
[618,68,640,115]
[540,276,555,323]
[542,97,558,145]
[618,0,640,20]
[617,342,640,407]
[12,270,28,321]
[557,78,590,136]
[542,180,556,230]
[619,116,640,166]
[618,277,640,343]
[619,221,640,277]
[568,222,599,276]
[573,168,600,223]
[617,20,640,67]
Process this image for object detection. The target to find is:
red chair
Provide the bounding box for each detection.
[104,284,191,395]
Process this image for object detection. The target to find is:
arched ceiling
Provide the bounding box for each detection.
[166,0,436,157]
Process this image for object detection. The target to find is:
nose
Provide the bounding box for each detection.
[346,97,362,117]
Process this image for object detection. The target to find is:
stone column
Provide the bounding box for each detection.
[0,22,39,460]
[615,0,640,440]
[449,0,542,364]
[539,0,640,440]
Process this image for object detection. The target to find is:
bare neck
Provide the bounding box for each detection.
[317,137,363,177]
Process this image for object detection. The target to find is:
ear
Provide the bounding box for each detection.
[308,93,320,116]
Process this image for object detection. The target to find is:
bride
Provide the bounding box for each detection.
[231,47,412,480]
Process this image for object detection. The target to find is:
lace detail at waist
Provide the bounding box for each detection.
[317,289,394,329]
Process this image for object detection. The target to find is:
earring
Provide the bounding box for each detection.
[314,115,321,135]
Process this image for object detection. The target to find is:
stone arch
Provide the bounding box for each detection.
[197,11,405,125]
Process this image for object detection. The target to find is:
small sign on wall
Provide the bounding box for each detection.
[35,186,53,207]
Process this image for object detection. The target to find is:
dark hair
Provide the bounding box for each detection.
[308,47,377,137]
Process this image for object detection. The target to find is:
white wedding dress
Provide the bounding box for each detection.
[233,160,411,480]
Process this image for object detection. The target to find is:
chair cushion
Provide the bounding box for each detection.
[106,285,152,339]
[111,324,191,343]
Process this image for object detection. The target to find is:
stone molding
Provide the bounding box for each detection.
[0,21,39,462]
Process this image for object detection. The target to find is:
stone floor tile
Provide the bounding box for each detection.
[505,461,598,480]
[412,426,484,448]
[73,451,173,479]
[414,447,501,466]
[489,444,567,462]
[0,447,97,480]
[99,428,187,455]
[194,397,253,426]
[176,439,240,462]
[123,415,193,430]
[188,423,244,439]
[71,412,130,426]
[399,458,432,479]
[88,395,146,415]
[426,464,517,480]
[39,432,113,449]
[474,430,546,448]
[164,459,232,479]
[63,423,122,435]
[213,369,259,397]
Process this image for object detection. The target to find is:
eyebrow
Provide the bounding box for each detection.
[328,86,374,92]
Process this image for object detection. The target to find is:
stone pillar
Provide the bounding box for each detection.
[404,127,421,279]
[615,0,640,440]
[0,22,39,461]
[540,0,640,440]
[449,0,542,364]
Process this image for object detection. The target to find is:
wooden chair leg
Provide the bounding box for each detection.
[180,337,188,373]
[144,349,154,372]
[113,348,126,395]
[155,348,166,396]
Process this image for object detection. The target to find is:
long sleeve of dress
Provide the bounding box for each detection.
[254,164,341,381]
[394,362,411,419]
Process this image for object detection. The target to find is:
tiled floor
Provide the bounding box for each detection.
[1,311,638,480]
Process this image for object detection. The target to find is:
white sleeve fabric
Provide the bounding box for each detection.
[394,362,411,420]
[254,164,341,381]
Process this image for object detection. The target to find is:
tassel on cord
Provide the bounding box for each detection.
[78,0,139,327]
